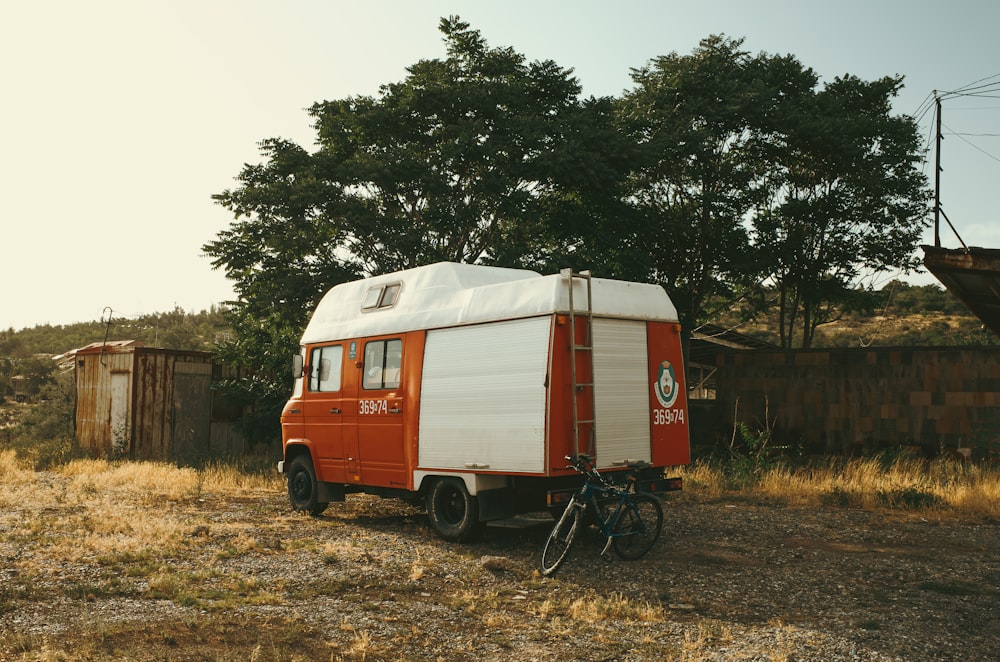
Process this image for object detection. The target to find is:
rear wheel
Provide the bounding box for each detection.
[612,493,662,560]
[426,478,482,542]
[287,454,328,516]
[539,500,583,576]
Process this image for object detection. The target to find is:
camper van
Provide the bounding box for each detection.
[278,263,690,540]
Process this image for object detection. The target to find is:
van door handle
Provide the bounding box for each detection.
[330,408,341,414]
[289,409,300,414]
[389,407,401,414]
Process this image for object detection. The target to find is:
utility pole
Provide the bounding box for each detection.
[934,92,942,247]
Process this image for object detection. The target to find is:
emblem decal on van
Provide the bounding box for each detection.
[653,360,679,409]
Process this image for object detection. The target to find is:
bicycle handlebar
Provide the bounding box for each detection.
[564,454,609,482]
[565,454,647,495]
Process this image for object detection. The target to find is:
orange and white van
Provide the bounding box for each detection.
[278,262,690,540]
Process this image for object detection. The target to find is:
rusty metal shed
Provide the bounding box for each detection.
[68,341,214,460]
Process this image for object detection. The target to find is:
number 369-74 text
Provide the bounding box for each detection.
[653,408,684,425]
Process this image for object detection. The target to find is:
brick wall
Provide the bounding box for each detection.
[709,347,1000,456]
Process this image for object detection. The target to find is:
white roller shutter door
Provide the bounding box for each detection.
[419,317,550,473]
[592,319,651,468]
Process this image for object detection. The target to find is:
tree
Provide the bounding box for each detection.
[617,36,817,332]
[205,17,624,443]
[618,37,929,347]
[754,74,930,347]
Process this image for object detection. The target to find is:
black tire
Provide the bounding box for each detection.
[611,492,662,560]
[287,454,328,516]
[426,478,481,542]
[539,500,583,576]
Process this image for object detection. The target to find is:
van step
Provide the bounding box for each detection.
[487,514,553,529]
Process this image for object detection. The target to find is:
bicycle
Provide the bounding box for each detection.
[539,454,664,576]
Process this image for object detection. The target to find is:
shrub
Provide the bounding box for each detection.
[8,371,87,469]
[877,486,942,510]
[725,399,791,483]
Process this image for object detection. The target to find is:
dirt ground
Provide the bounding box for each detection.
[1,481,997,661]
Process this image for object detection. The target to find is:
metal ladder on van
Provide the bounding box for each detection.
[562,268,596,458]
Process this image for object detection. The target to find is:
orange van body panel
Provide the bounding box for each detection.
[544,315,591,476]
[401,331,425,490]
[284,315,690,491]
[648,321,691,468]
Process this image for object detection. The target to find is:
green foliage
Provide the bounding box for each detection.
[887,281,969,315]
[725,400,791,482]
[7,371,87,469]
[0,307,230,356]
[877,486,942,510]
[727,420,782,482]
[211,309,302,447]
[612,36,930,342]
[752,75,930,348]
[204,17,633,442]
[0,307,232,409]
[715,279,997,348]
[202,19,936,439]
[618,36,806,329]
[207,16,622,287]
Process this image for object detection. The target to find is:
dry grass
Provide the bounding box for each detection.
[680,455,1000,519]
[566,591,665,623]
[0,452,287,597]
[1,446,997,660]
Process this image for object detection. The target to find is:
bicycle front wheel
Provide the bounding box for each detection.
[539,501,582,576]
[611,493,663,560]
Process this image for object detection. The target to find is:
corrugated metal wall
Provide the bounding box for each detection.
[712,347,1000,456]
[75,350,134,455]
[131,352,213,460]
[74,347,214,459]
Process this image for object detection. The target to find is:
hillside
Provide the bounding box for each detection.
[716,281,999,349]
[734,311,997,349]
[0,306,231,357]
[0,307,232,404]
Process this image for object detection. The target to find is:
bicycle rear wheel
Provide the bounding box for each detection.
[611,493,663,560]
[539,501,583,576]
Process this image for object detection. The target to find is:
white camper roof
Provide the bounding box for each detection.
[300,262,678,344]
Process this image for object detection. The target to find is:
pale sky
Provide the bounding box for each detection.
[2,1,998,330]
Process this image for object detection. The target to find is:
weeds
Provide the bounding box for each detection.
[726,398,791,483]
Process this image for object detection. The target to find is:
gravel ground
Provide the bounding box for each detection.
[1,481,997,661]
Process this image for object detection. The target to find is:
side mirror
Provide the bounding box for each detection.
[292,354,304,379]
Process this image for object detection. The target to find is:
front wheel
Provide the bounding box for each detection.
[611,492,662,560]
[286,454,328,516]
[539,500,583,576]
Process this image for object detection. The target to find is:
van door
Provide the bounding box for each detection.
[303,344,346,483]
[346,337,406,488]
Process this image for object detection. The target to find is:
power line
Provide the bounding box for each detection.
[911,90,936,120]
[939,73,1000,98]
[943,121,1000,164]
[949,131,1000,137]
[945,92,1000,100]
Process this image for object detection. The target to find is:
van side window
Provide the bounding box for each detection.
[309,345,343,392]
[363,339,402,390]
